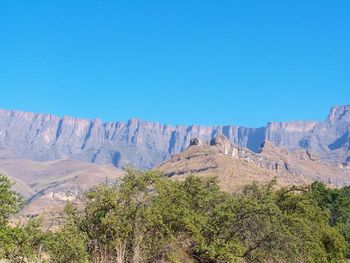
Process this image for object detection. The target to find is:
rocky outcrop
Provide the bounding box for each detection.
[189,138,202,147]
[158,135,350,188]
[0,105,349,169]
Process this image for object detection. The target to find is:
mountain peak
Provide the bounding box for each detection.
[210,134,230,146]
[258,141,276,152]
[258,140,290,158]
[327,105,350,123]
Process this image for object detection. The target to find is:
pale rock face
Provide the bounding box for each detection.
[45,191,77,201]
[0,106,349,169]
[210,135,238,157]
[327,105,350,124]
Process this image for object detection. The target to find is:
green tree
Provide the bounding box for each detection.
[0,175,23,225]
[0,175,46,262]
[310,182,350,258]
[63,168,183,262]
[45,225,88,263]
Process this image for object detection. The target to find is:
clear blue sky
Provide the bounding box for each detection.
[0,0,349,127]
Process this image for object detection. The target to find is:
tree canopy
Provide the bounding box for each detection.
[1,171,349,262]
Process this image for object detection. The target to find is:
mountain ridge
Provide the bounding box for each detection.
[0,105,349,169]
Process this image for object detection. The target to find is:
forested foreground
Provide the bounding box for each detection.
[1,170,350,263]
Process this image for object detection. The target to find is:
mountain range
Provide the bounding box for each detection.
[0,105,349,170]
[0,105,349,225]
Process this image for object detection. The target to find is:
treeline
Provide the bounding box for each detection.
[1,170,350,262]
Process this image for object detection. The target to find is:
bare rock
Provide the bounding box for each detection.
[189,138,202,147]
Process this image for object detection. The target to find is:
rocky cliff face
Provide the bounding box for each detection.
[0,105,349,169]
[266,105,350,163]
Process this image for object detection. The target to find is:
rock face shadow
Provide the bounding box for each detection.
[328,131,349,151]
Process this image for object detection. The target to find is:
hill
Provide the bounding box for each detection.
[157,135,350,191]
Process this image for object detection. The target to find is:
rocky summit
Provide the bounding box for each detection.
[0,105,349,169]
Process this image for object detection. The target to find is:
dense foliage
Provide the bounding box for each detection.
[1,171,350,262]
[0,175,46,262]
[310,182,350,258]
